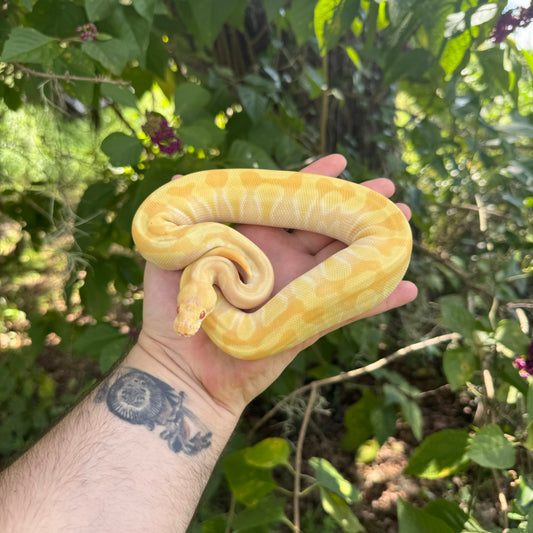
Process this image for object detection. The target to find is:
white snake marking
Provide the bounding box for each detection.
[132,169,412,360]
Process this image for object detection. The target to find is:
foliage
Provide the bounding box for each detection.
[1,0,532,531]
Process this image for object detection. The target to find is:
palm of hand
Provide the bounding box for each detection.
[138,156,417,413]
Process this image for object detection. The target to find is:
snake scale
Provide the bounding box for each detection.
[132,169,412,360]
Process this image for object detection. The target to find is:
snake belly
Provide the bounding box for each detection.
[131,169,412,360]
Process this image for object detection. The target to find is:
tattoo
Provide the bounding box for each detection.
[94,368,212,455]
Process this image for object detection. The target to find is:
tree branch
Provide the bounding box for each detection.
[249,333,461,437]
[15,64,131,86]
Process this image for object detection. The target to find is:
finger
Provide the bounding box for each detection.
[289,281,418,355]
[360,177,395,197]
[300,153,347,177]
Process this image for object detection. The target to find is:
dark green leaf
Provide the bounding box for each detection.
[398,498,455,533]
[223,450,277,506]
[0,27,54,62]
[287,0,315,45]
[81,39,129,75]
[101,132,143,167]
[73,323,129,362]
[101,84,138,108]
[174,82,211,118]
[342,389,381,450]
[180,120,226,149]
[237,86,268,123]
[404,429,470,479]
[232,495,286,531]
[132,0,157,22]
[227,140,277,169]
[85,0,117,20]
[467,424,516,469]
[438,295,477,339]
[424,499,488,533]
[28,0,87,38]
[189,0,242,48]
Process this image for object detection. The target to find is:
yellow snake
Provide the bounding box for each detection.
[132,169,412,360]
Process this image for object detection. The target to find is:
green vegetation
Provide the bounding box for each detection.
[1,0,532,531]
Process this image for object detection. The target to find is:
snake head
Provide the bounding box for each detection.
[173,304,208,336]
[173,282,217,337]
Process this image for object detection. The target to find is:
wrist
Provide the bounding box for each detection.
[122,337,241,438]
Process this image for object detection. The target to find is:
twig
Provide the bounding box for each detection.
[319,53,329,155]
[15,64,131,86]
[249,333,461,437]
[293,383,317,533]
[414,242,494,299]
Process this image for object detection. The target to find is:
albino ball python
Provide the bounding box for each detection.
[132,169,412,360]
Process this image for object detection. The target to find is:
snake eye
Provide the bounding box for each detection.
[199,311,206,320]
[176,306,180,314]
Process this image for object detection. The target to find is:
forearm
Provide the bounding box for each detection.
[0,342,239,532]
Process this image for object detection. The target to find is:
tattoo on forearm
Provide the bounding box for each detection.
[94,368,212,455]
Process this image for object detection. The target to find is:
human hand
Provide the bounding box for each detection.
[137,154,417,415]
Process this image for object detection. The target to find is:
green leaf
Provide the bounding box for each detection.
[101,84,138,108]
[79,262,115,319]
[81,39,129,75]
[232,495,286,531]
[384,48,435,85]
[424,499,489,533]
[398,498,455,533]
[440,30,471,76]
[470,4,498,27]
[495,319,530,354]
[85,0,117,20]
[132,0,157,22]
[523,49,533,76]
[314,0,360,55]
[244,438,290,468]
[310,457,360,504]
[528,382,533,426]
[0,27,54,62]
[180,120,226,149]
[174,82,211,116]
[496,356,529,396]
[227,140,277,169]
[189,0,242,48]
[467,424,516,469]
[287,0,315,46]
[223,450,277,506]
[237,85,268,123]
[342,389,381,450]
[73,324,129,372]
[404,429,470,479]
[438,295,477,339]
[383,384,423,441]
[443,346,479,390]
[101,132,143,167]
[319,488,365,532]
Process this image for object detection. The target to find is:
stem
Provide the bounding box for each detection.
[319,54,329,155]
[15,64,131,86]
[293,384,317,533]
[248,333,461,438]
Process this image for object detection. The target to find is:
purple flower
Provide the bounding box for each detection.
[491,2,533,43]
[77,22,98,42]
[514,340,533,378]
[142,113,182,156]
